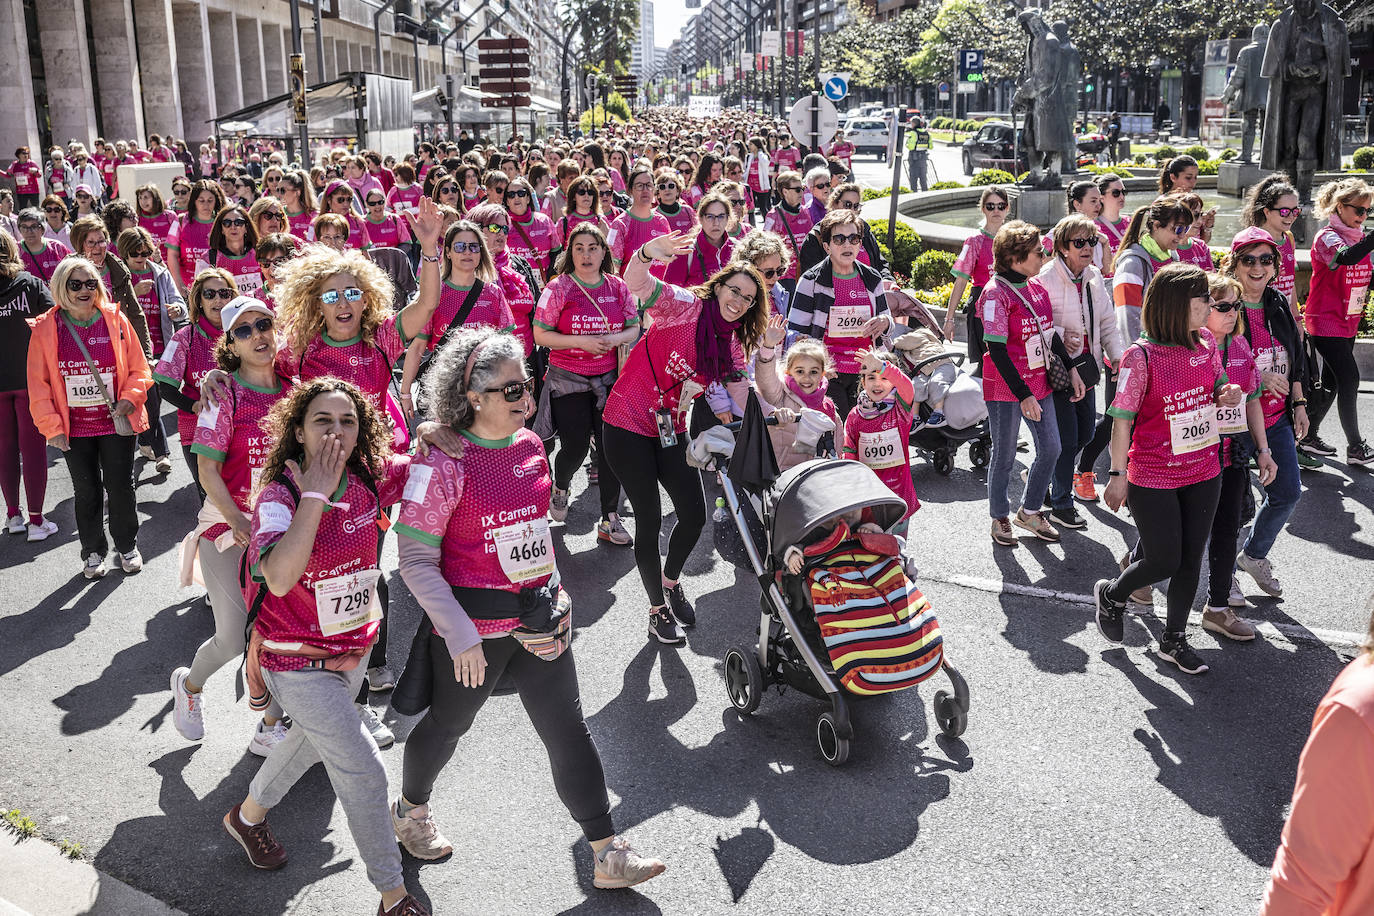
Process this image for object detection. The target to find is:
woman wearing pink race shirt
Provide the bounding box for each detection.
[504,176,556,280]
[135,184,177,258]
[315,179,371,250]
[607,166,669,277]
[195,203,264,298]
[1241,173,1302,318]
[654,168,698,238]
[361,188,410,250]
[465,202,538,358]
[662,193,735,289]
[3,148,43,210]
[166,180,227,296]
[280,170,316,241]
[942,187,1008,367]
[1094,262,1247,676]
[1303,178,1374,465]
[551,176,610,258]
[1093,173,1129,276]
[14,209,70,286]
[385,162,423,217]
[42,195,72,250]
[744,136,772,225]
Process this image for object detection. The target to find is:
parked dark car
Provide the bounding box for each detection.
[961,121,1108,175]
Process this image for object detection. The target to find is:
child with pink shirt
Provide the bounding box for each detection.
[842,349,919,531]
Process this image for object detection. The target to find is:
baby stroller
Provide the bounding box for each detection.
[712,437,971,766]
[888,289,991,476]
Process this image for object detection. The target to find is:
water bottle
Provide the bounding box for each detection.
[712,496,728,525]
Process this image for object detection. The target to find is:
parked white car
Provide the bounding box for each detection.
[844,118,893,159]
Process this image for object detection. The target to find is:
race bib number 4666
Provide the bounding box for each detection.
[494,519,555,584]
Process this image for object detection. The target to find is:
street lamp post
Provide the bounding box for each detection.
[288,0,311,168]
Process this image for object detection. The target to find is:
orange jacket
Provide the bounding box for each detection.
[26,302,152,441]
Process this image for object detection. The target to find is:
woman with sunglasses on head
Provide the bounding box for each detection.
[503,176,556,281]
[606,230,768,645]
[654,167,698,238]
[196,204,264,298]
[1303,178,1374,466]
[763,171,814,293]
[15,208,71,286]
[170,297,292,758]
[41,195,72,250]
[662,192,736,290]
[1038,215,1123,530]
[279,170,316,241]
[118,227,184,473]
[942,186,1009,362]
[607,166,670,278]
[1241,173,1303,321]
[0,232,59,541]
[532,221,636,545]
[135,184,177,262]
[391,326,665,890]
[167,179,228,297]
[26,256,152,578]
[1094,263,1247,675]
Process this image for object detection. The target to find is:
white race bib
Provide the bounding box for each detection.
[314,568,382,637]
[827,305,869,338]
[1168,406,1219,455]
[1348,286,1369,317]
[857,426,904,470]
[493,518,555,584]
[1255,347,1288,379]
[234,272,264,296]
[1025,333,1046,370]
[1216,402,1247,436]
[65,371,111,409]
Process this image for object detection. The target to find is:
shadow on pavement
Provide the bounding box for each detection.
[0,572,122,679]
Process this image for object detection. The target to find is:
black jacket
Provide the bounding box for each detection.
[1241,285,1307,416]
[796,222,893,283]
[0,271,56,390]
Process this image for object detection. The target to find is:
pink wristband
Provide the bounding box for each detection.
[300,491,350,510]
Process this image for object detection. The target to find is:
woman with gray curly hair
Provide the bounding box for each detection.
[391,326,666,890]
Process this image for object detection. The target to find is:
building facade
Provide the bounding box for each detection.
[630,0,655,79]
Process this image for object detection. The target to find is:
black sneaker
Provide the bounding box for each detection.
[1300,435,1337,456]
[665,582,696,628]
[1049,504,1087,530]
[1158,631,1209,675]
[1094,579,1125,644]
[1347,441,1374,467]
[649,608,686,646]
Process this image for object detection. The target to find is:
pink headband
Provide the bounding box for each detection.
[463,339,490,388]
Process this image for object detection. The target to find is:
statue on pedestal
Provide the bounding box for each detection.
[1221,24,1269,164]
[1260,0,1351,201]
[1012,9,1075,189]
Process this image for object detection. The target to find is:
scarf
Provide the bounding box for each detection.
[785,373,830,411]
[491,250,531,312]
[694,298,739,385]
[1327,215,1365,245]
[853,388,895,420]
[1141,235,1174,263]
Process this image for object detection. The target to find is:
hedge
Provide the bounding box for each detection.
[970,169,1016,186]
[1183,145,1209,161]
[1354,147,1374,170]
[1154,146,1177,164]
[930,180,965,190]
[865,219,922,277]
[909,250,957,291]
[861,186,912,202]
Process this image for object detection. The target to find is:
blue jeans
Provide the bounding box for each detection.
[1244,416,1302,559]
[987,396,1060,519]
[1048,386,1096,508]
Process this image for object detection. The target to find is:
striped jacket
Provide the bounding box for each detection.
[785,258,891,343]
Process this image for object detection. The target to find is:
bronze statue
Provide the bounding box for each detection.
[1222,24,1269,164]
[1260,0,1350,201]
[1013,9,1076,188]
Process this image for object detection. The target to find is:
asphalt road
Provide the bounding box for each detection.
[2,389,1372,916]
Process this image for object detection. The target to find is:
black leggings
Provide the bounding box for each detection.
[137,384,168,457]
[1308,334,1363,446]
[602,422,706,607]
[550,391,620,518]
[64,433,138,556]
[829,372,861,420]
[1206,463,1250,608]
[401,633,613,841]
[753,189,772,224]
[1078,371,1119,473]
[1107,475,1223,634]
[181,442,206,505]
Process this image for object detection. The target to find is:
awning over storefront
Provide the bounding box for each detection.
[213,72,413,158]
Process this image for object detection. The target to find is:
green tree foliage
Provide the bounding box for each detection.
[904,0,1023,84]
[564,0,639,76]
[866,220,924,277]
[822,2,931,91]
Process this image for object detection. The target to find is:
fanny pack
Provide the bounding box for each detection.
[451,582,573,661]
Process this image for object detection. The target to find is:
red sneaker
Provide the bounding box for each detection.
[1072,471,1099,503]
[223,804,287,870]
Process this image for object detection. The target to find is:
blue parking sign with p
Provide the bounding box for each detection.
[958,50,984,79]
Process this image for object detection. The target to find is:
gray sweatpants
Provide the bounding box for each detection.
[249,664,401,894]
[187,542,282,719]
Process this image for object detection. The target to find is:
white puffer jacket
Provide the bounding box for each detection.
[1038,256,1123,368]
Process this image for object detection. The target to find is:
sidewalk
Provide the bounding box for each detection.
[0,831,183,916]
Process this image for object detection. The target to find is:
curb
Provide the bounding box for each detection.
[0,831,184,916]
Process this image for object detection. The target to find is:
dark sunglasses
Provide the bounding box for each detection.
[780,185,802,193]
[813,182,831,190]
[438,185,458,195]
[1170,223,1191,235]
[829,232,862,246]
[1108,188,1126,198]
[1237,253,1276,267]
[200,287,235,300]
[1068,237,1101,249]
[65,278,101,292]
[367,199,385,207]
[261,210,285,220]
[132,248,154,259]
[230,316,275,340]
[1347,204,1370,218]
[320,287,364,304]
[173,187,191,195]
[727,198,745,207]
[504,189,530,199]
[657,183,678,191]
[451,241,483,253]
[482,223,510,235]
[1210,300,1240,313]
[984,202,1008,211]
[574,188,595,197]
[44,206,64,213]
[483,377,534,402]
[758,267,780,279]
[1268,206,1300,218]
[221,217,248,228]
[493,186,508,195]
[599,190,615,198]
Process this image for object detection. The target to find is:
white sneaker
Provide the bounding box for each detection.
[155,455,173,474]
[357,702,394,748]
[139,444,156,461]
[118,548,143,574]
[1236,551,1282,597]
[1228,576,1249,609]
[27,518,58,542]
[5,515,24,534]
[170,667,205,741]
[247,719,289,757]
[83,552,106,579]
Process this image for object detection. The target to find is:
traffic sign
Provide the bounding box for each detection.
[820,72,850,102]
[480,81,531,94]
[481,95,530,108]
[956,49,985,80]
[787,94,839,148]
[938,81,949,92]
[477,37,529,50]
[958,81,976,93]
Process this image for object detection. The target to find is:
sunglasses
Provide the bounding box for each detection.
[829,232,862,246]
[200,287,235,300]
[230,316,275,340]
[781,185,802,193]
[44,206,64,213]
[1347,204,1370,218]
[813,182,831,190]
[758,267,780,280]
[132,248,154,259]
[438,185,458,195]
[504,189,530,199]
[727,198,745,207]
[65,278,101,292]
[18,223,41,232]
[320,286,363,304]
[984,202,1008,211]
[1170,224,1191,235]
[1210,300,1240,313]
[1108,188,1126,198]
[482,223,510,235]
[173,188,190,195]
[657,183,678,191]
[1268,206,1301,218]
[451,241,483,253]
[1068,237,1101,249]
[221,217,248,228]
[367,199,385,207]
[836,199,860,210]
[1237,253,1276,266]
[262,210,285,220]
[76,193,92,200]
[493,187,508,195]
[483,377,535,401]
[574,188,595,197]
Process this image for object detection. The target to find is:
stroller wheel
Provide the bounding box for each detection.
[723,646,765,714]
[933,689,968,738]
[933,449,954,476]
[816,712,850,766]
[968,439,990,469]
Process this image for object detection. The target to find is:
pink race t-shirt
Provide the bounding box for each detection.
[139,212,177,252]
[608,211,670,275]
[952,230,995,287]
[1214,333,1261,466]
[662,234,735,290]
[534,274,638,376]
[128,266,166,354]
[1306,222,1372,338]
[1273,234,1297,304]
[495,261,536,356]
[1243,303,1292,429]
[424,280,515,350]
[248,458,408,670]
[763,206,813,281]
[842,387,919,519]
[285,209,314,241]
[396,429,554,593]
[153,317,222,443]
[363,214,409,249]
[168,215,214,282]
[508,211,556,276]
[1096,217,1129,277]
[1108,330,1226,488]
[56,313,117,438]
[979,278,1055,403]
[195,250,264,297]
[386,184,423,216]
[824,272,878,375]
[655,203,698,236]
[19,239,69,285]
[190,372,291,540]
[1177,239,1215,270]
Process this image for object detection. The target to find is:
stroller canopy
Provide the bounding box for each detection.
[767,459,909,558]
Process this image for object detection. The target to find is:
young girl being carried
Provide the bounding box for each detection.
[753,317,841,469]
[842,348,919,533]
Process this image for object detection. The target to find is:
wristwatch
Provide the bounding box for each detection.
[420,251,440,263]
[1107,469,1125,477]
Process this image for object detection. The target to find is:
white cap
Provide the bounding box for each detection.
[221,296,273,333]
